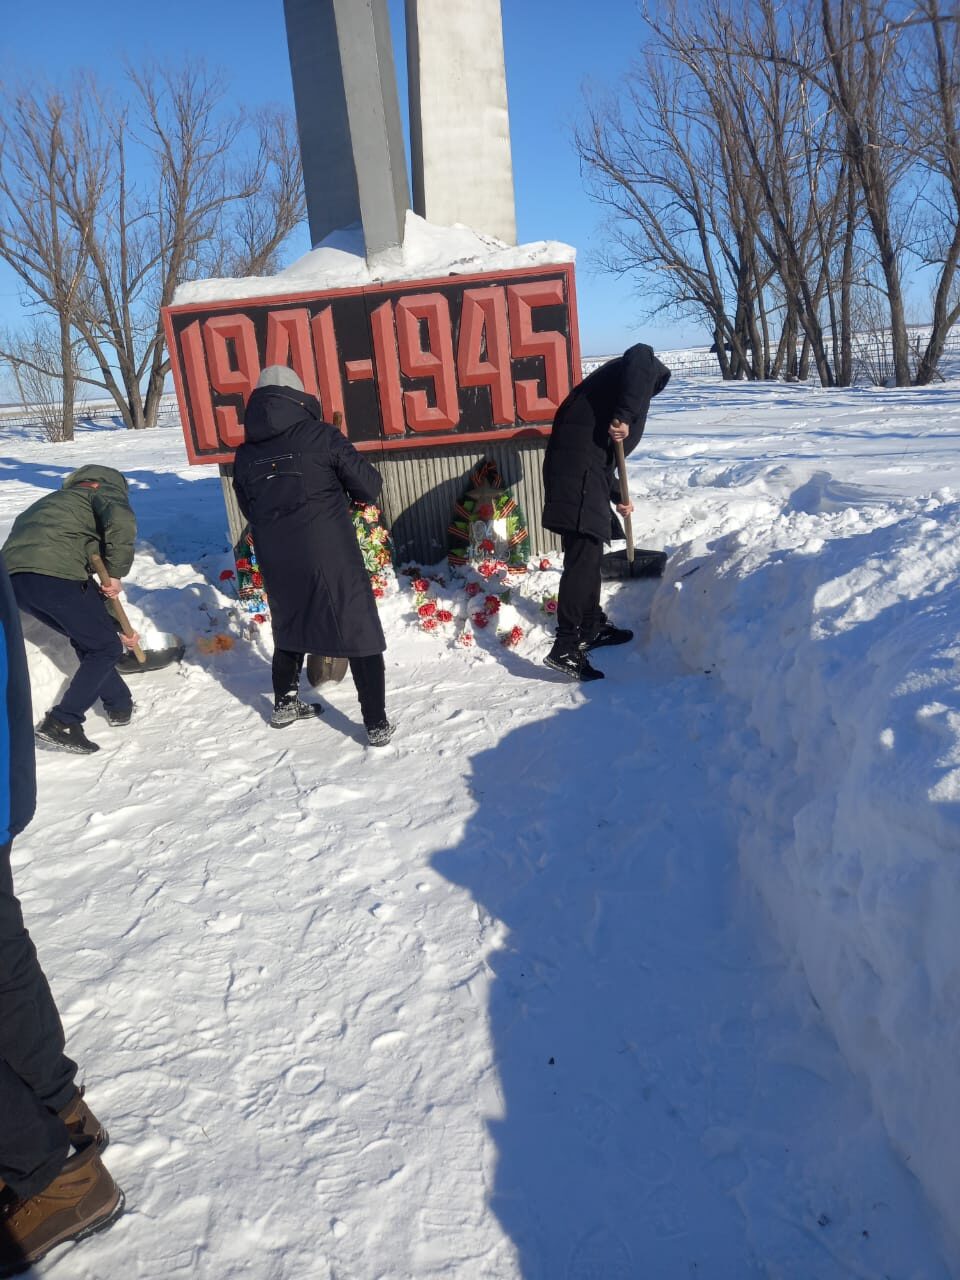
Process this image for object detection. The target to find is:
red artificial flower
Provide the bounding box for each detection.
[252,613,267,624]
[251,571,263,588]
[459,629,474,647]
[477,502,494,520]
[418,601,437,617]
[472,610,489,628]
[219,569,235,582]
[436,609,453,623]
[373,587,385,599]
[413,577,430,593]
[465,581,482,597]
[539,558,552,571]
[479,538,495,553]
[421,617,438,631]
[477,561,496,578]
[502,625,524,647]
[484,595,501,612]
[236,558,252,571]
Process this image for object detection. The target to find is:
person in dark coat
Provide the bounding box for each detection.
[1,465,141,754]
[541,342,671,680]
[0,554,123,1273]
[233,366,394,745]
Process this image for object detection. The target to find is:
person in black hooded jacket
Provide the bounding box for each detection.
[541,342,671,680]
[232,367,394,745]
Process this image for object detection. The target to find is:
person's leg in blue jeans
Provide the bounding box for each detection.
[10,575,130,725]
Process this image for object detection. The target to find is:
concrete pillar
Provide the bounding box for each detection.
[406,0,517,245]
[283,0,410,256]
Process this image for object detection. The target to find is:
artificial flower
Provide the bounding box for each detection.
[418,601,437,618]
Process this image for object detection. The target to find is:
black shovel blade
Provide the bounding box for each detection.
[600,548,667,581]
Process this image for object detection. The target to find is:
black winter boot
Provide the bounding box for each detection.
[581,622,634,650]
[104,704,133,727]
[35,714,99,754]
[270,695,322,729]
[365,719,396,747]
[543,641,604,682]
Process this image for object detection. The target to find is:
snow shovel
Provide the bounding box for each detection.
[600,440,667,581]
[90,553,146,664]
[306,654,349,688]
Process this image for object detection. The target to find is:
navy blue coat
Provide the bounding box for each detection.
[0,554,36,846]
[233,388,386,658]
[542,343,671,541]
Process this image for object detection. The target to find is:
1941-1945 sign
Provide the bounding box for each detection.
[162,263,581,465]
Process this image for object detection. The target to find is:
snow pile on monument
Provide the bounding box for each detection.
[173,211,575,305]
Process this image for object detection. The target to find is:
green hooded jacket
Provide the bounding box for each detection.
[1,464,136,581]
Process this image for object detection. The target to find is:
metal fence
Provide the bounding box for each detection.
[0,393,183,433]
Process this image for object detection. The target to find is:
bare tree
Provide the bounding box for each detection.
[1,319,88,441]
[0,86,100,440]
[577,45,776,380]
[901,0,960,383]
[0,63,306,431]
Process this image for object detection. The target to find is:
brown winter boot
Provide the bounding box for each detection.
[57,1086,109,1150]
[0,1138,123,1275]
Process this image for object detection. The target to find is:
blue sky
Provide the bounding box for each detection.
[0,0,705,357]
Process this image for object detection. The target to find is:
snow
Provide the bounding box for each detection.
[3,367,960,1277]
[172,212,576,305]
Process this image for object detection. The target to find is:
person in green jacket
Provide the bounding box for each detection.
[1,465,140,755]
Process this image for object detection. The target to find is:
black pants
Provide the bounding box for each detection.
[0,841,76,1199]
[556,533,607,645]
[273,650,387,728]
[11,574,130,726]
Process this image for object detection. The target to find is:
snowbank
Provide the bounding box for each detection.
[173,211,576,305]
[651,457,960,1243]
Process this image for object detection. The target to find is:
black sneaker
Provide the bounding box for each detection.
[581,623,634,650]
[543,646,605,681]
[35,714,100,754]
[270,696,322,729]
[366,720,396,747]
[104,704,133,727]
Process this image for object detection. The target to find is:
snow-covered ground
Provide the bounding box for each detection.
[3,367,960,1278]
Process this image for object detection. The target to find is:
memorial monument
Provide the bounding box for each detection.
[162,0,580,563]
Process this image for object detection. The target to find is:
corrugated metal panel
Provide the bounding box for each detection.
[217,444,559,567]
[376,440,558,565]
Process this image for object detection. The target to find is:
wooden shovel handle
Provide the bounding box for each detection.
[613,439,635,564]
[89,553,146,664]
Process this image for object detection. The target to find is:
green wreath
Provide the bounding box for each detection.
[448,460,530,571]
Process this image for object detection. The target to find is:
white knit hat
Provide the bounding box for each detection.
[256,365,305,392]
